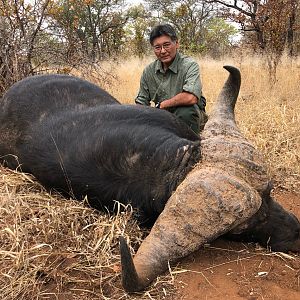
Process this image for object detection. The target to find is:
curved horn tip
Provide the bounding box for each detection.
[119,236,144,292]
[223,65,241,77]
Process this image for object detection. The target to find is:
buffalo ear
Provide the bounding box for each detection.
[260,181,273,201]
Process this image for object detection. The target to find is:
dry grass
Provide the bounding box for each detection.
[0,168,176,299]
[0,56,300,299]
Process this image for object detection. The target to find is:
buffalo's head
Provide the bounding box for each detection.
[227,192,300,252]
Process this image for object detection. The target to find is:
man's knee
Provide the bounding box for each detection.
[169,105,208,134]
[184,108,208,134]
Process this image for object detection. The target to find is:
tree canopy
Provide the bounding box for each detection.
[0,0,299,93]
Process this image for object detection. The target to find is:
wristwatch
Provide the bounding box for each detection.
[155,102,161,109]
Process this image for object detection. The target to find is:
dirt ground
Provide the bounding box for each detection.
[173,189,300,300]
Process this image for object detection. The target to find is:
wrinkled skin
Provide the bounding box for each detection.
[120,66,300,292]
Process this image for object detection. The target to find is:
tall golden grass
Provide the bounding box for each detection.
[0,56,299,299]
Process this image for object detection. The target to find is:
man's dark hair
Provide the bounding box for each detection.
[149,24,178,45]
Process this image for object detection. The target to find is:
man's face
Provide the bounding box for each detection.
[152,35,179,68]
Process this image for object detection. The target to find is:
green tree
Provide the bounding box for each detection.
[202,18,238,58]
[50,0,129,61]
[125,4,156,57]
[146,0,215,54]
[0,0,52,95]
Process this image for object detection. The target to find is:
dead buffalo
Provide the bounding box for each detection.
[0,68,299,293]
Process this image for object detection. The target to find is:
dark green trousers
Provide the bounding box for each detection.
[167,104,208,135]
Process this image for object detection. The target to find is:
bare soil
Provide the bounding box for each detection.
[173,189,300,300]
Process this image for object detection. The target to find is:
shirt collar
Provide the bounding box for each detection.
[155,51,180,74]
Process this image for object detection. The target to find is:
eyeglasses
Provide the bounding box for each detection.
[153,42,174,52]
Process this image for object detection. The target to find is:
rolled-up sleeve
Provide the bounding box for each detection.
[135,69,151,106]
[182,62,202,100]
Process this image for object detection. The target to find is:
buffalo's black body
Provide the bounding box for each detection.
[0,75,119,167]
[0,74,200,225]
